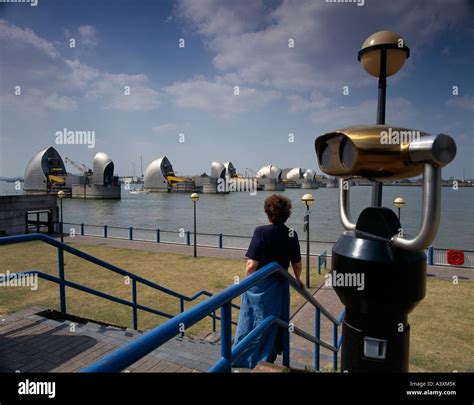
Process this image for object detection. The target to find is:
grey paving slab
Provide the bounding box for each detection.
[0,307,225,373]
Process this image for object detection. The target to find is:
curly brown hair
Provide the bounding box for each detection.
[264,194,292,225]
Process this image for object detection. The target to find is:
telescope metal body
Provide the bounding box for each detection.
[315,125,456,372]
[317,125,456,251]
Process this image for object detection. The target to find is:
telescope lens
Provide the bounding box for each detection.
[320,142,331,170]
[340,137,355,169]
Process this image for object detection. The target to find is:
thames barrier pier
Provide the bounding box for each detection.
[23,147,121,199]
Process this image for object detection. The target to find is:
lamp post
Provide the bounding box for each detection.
[57,190,65,243]
[393,197,406,221]
[190,193,199,258]
[358,31,410,207]
[301,193,314,288]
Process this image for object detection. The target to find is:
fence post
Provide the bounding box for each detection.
[132,279,138,330]
[180,298,185,337]
[186,231,191,246]
[129,227,133,241]
[318,255,321,275]
[218,233,223,249]
[333,323,338,371]
[314,307,320,370]
[104,225,108,238]
[156,229,160,243]
[282,279,290,368]
[220,302,232,372]
[58,247,66,314]
[428,246,434,265]
[80,223,84,236]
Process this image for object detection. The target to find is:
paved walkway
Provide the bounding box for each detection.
[63,235,473,280]
[0,307,220,373]
[62,235,324,266]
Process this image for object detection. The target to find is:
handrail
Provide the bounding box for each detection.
[0,270,175,320]
[81,263,284,372]
[81,261,342,373]
[0,233,214,302]
[208,314,339,373]
[0,233,235,330]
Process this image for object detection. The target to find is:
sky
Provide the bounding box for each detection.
[0,0,473,179]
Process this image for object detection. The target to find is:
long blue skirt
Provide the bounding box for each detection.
[232,275,288,368]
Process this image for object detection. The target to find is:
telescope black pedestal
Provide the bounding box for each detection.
[332,207,426,372]
[341,310,410,372]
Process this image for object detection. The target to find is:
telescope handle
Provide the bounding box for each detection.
[339,178,356,231]
[339,164,442,252]
[391,164,441,251]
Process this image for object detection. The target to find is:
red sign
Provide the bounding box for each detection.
[447,250,464,266]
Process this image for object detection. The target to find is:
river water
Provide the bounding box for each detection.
[2,181,473,250]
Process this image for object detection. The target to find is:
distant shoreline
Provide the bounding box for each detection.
[0,179,473,188]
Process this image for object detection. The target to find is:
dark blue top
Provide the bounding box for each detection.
[246,224,301,270]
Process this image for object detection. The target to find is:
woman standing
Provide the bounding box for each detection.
[233,194,303,368]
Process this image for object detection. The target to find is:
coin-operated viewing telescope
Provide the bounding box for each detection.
[315,125,456,372]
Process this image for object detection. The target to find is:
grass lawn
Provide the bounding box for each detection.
[409,277,473,372]
[0,241,472,372]
[0,241,324,336]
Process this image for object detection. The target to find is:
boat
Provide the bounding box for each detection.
[129,188,149,195]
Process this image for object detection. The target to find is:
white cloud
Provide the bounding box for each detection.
[87,73,160,111]
[176,0,266,38]
[152,123,178,133]
[41,92,78,111]
[287,91,332,113]
[64,58,100,88]
[0,90,78,115]
[176,0,471,93]
[299,97,418,130]
[446,95,474,111]
[165,76,280,117]
[0,21,159,113]
[0,19,60,59]
[78,25,98,48]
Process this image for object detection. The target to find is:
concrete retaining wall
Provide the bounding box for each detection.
[0,195,58,236]
[71,184,121,199]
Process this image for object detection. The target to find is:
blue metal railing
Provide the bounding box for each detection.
[57,222,474,268]
[0,233,238,332]
[82,262,344,373]
[57,221,336,253]
[318,250,328,275]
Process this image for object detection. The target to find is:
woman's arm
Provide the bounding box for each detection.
[245,259,259,277]
[292,261,304,287]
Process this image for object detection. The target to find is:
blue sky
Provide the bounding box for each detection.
[0,0,473,178]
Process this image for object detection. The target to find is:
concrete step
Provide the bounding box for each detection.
[252,362,287,373]
[0,306,338,373]
[0,307,220,373]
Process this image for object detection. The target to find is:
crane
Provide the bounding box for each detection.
[65,157,92,176]
[245,168,257,178]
